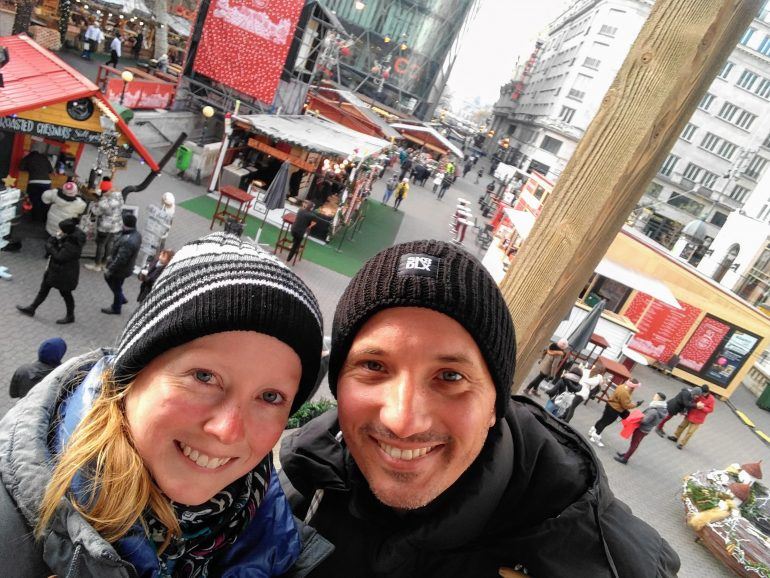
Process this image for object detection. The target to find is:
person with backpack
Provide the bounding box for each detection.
[545,364,582,418]
[437,172,454,200]
[9,338,67,399]
[42,182,86,240]
[523,338,569,396]
[614,393,668,464]
[393,178,409,211]
[563,361,606,422]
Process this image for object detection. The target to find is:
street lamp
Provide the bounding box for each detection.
[200,105,214,146]
[120,70,133,105]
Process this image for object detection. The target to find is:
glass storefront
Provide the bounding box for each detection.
[322,0,477,117]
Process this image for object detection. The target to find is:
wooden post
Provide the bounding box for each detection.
[501,0,762,388]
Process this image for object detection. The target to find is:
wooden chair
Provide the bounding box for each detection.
[274,213,316,265]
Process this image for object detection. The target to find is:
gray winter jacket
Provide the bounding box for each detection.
[0,350,333,578]
[638,400,669,433]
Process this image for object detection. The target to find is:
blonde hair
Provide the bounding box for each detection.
[36,370,179,551]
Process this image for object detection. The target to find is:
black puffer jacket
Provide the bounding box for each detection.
[44,228,86,291]
[280,398,680,578]
[667,386,699,415]
[106,227,141,280]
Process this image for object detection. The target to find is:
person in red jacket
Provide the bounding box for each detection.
[668,384,714,449]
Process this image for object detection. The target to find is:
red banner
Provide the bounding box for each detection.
[627,298,702,363]
[678,317,731,372]
[193,0,303,104]
[106,78,175,109]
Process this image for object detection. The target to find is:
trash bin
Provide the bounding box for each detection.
[757,382,770,411]
[176,146,193,172]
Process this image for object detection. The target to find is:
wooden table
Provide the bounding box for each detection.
[594,355,633,403]
[210,185,255,230]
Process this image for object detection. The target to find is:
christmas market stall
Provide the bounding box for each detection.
[390,120,464,160]
[306,86,401,141]
[218,113,390,242]
[0,34,159,194]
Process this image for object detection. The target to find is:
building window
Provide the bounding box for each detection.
[717,102,757,130]
[700,132,721,152]
[680,123,698,141]
[583,56,601,69]
[646,182,663,199]
[710,212,728,227]
[718,61,735,79]
[763,132,770,148]
[541,135,563,155]
[736,110,757,130]
[717,101,738,122]
[682,162,703,182]
[737,69,759,90]
[745,154,769,180]
[660,153,680,177]
[759,35,770,56]
[599,25,618,37]
[567,88,585,102]
[698,92,716,111]
[718,140,738,160]
[559,106,576,123]
[730,185,750,202]
[668,193,705,217]
[700,170,719,189]
[755,78,770,99]
[741,27,756,46]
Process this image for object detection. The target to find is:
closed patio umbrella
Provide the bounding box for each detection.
[254,160,290,244]
[567,299,606,358]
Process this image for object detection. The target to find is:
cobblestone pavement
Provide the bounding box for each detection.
[2,136,762,575]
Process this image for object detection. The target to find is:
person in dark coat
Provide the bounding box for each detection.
[287,201,316,263]
[544,363,582,418]
[398,156,413,181]
[137,249,174,302]
[16,218,85,324]
[279,240,680,578]
[19,149,53,222]
[654,384,706,437]
[9,338,67,399]
[437,171,454,200]
[101,212,141,315]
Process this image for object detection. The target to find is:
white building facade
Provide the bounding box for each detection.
[489,0,770,251]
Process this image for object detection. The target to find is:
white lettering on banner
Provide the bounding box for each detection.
[213,0,292,44]
[0,116,102,144]
[405,256,433,271]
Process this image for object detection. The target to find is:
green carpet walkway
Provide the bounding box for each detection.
[179,195,403,277]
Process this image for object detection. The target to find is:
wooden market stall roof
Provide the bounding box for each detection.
[0,34,159,171]
[233,114,391,159]
[390,121,465,159]
[308,87,401,140]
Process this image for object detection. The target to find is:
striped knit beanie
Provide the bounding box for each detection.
[112,232,323,413]
[328,239,516,418]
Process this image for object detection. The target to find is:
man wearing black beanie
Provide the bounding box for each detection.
[101,211,141,315]
[280,240,680,578]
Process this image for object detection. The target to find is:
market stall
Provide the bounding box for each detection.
[216,113,390,241]
[0,34,159,193]
[390,121,464,160]
[306,87,401,141]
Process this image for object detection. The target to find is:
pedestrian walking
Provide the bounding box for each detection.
[475,168,483,184]
[86,185,124,272]
[523,338,569,396]
[437,172,454,200]
[654,384,706,437]
[398,156,413,181]
[131,31,143,60]
[136,249,174,303]
[613,393,668,464]
[81,21,103,60]
[107,33,122,68]
[19,148,53,223]
[0,232,326,578]
[287,200,316,263]
[393,178,409,211]
[589,378,641,447]
[432,171,444,194]
[16,218,85,324]
[42,182,86,239]
[544,364,582,418]
[382,174,398,204]
[668,385,714,449]
[563,361,606,421]
[9,338,67,399]
[101,213,141,315]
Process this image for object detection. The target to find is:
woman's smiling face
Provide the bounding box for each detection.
[124,331,301,505]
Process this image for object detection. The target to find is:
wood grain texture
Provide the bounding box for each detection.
[500,0,763,389]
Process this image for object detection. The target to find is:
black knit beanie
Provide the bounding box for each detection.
[329,239,516,418]
[112,232,323,414]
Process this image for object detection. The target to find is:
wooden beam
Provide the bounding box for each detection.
[500,0,762,388]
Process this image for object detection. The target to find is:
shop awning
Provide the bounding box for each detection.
[391,122,465,159]
[166,14,192,38]
[308,88,401,140]
[234,114,391,159]
[97,0,152,16]
[596,258,682,309]
[0,34,159,171]
[504,207,536,239]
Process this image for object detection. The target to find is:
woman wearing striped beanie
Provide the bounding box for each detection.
[0,232,329,577]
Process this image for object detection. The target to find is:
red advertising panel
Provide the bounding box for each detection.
[627,298,702,363]
[678,316,731,372]
[193,0,303,103]
[106,79,175,109]
[623,292,652,324]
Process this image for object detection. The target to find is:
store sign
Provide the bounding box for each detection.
[194,0,304,104]
[105,79,175,110]
[0,116,101,144]
[703,330,759,386]
[678,316,731,372]
[626,297,702,363]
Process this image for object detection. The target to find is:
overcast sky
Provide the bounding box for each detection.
[447,0,573,108]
